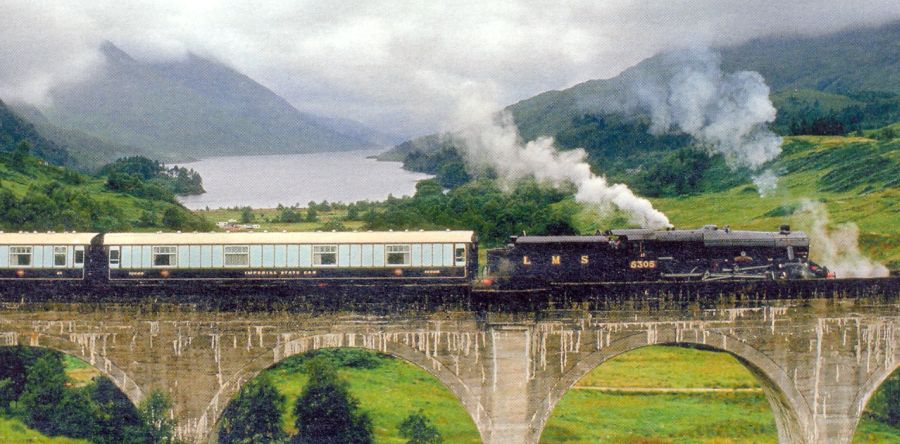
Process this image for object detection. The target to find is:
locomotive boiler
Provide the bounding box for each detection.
[484,224,831,286]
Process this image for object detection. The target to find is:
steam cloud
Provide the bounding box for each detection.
[450,92,671,229]
[592,48,783,196]
[793,201,889,278]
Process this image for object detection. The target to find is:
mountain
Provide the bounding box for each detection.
[40,43,387,161]
[719,22,900,94]
[382,20,900,191]
[0,99,73,167]
[8,102,145,171]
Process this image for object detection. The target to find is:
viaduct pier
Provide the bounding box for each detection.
[0,280,897,443]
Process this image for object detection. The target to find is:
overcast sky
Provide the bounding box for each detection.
[1,1,898,138]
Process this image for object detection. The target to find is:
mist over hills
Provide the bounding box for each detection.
[380,22,900,196]
[28,43,393,162]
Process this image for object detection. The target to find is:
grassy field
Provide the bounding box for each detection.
[266,352,482,443]
[0,417,89,444]
[248,346,900,444]
[195,207,366,232]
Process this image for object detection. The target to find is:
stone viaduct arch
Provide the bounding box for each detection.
[203,335,489,444]
[846,361,899,441]
[0,327,144,406]
[532,331,811,444]
[0,287,896,444]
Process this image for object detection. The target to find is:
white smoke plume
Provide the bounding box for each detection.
[594,48,782,195]
[449,91,671,229]
[793,200,889,278]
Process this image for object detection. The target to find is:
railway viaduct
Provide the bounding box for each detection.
[0,281,897,444]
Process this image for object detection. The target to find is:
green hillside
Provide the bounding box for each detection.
[650,135,899,269]
[0,99,74,169]
[0,149,208,232]
[719,22,900,95]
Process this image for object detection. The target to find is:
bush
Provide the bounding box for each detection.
[139,390,177,444]
[219,376,286,444]
[398,410,442,444]
[292,357,373,444]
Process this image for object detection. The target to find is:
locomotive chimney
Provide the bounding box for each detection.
[779,224,791,234]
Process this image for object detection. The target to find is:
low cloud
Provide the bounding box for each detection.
[1,1,898,135]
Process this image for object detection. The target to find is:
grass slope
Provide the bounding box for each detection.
[643,135,899,269]
[0,417,90,444]
[546,345,900,443]
[266,353,481,443]
[0,152,206,231]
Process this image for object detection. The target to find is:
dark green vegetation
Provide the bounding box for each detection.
[219,377,287,444]
[398,411,442,444]
[102,156,205,198]
[0,146,210,232]
[292,357,374,444]
[366,179,578,246]
[1,99,75,169]
[862,369,900,433]
[222,349,481,443]
[0,347,179,444]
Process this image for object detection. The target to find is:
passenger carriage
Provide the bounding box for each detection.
[102,231,477,283]
[0,232,97,280]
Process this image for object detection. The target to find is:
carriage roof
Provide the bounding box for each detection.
[103,231,475,245]
[0,232,98,245]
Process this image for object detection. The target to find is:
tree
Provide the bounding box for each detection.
[219,376,287,444]
[345,205,360,221]
[292,357,372,444]
[52,386,100,440]
[139,390,177,444]
[139,210,157,227]
[305,206,318,223]
[20,352,68,434]
[162,207,188,229]
[11,140,32,168]
[0,378,13,412]
[91,376,145,444]
[239,207,255,223]
[398,410,442,444]
[867,371,900,427]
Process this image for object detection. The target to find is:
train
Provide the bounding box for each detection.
[0,225,831,289]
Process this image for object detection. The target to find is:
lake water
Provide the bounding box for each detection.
[175,149,432,210]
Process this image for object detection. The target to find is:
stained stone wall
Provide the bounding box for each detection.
[0,291,897,444]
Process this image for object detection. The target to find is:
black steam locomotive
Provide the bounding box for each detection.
[485,224,832,286]
[0,225,830,289]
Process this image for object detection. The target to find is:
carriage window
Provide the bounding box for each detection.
[455,246,466,265]
[54,246,67,266]
[10,247,31,266]
[224,246,250,267]
[386,245,411,266]
[108,248,120,265]
[313,245,337,266]
[74,247,85,266]
[152,246,177,267]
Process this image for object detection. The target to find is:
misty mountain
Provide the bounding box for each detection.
[8,102,145,171]
[40,43,389,161]
[383,19,900,192]
[0,99,74,167]
[508,20,900,143]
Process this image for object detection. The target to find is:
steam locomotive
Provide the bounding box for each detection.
[0,225,830,288]
[484,224,832,286]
